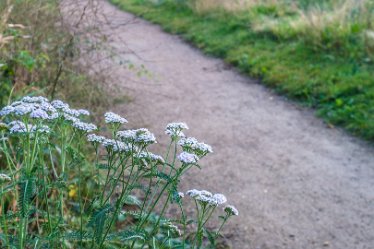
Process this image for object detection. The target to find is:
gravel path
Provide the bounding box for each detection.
[66,1,374,248]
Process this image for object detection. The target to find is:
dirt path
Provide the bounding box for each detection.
[66,1,374,248]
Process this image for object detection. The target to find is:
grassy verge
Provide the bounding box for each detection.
[110,0,374,142]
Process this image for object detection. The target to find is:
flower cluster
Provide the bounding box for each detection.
[186,189,227,206]
[178,151,199,164]
[117,128,156,145]
[165,122,188,138]
[0,96,95,134]
[104,112,128,125]
[136,151,164,164]
[178,137,212,157]
[224,205,239,216]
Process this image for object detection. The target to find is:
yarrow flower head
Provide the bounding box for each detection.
[30,109,49,119]
[186,189,227,206]
[72,121,97,133]
[165,122,188,138]
[117,128,156,145]
[104,112,128,125]
[102,139,130,153]
[87,134,106,144]
[8,121,29,134]
[178,137,213,157]
[178,151,198,164]
[31,125,51,134]
[137,151,164,163]
[224,205,239,216]
[51,100,69,110]
[0,173,11,184]
[21,96,48,103]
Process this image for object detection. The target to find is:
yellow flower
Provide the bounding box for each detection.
[68,184,78,198]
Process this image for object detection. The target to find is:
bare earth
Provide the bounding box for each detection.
[67,1,374,248]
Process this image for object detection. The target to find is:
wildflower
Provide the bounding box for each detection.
[102,139,130,153]
[51,100,69,110]
[179,137,213,156]
[165,122,188,138]
[13,103,33,116]
[186,189,226,206]
[8,121,29,134]
[87,134,106,144]
[72,121,97,133]
[0,106,14,116]
[212,193,227,205]
[224,205,239,216]
[117,130,136,142]
[134,128,156,144]
[31,125,51,134]
[63,113,80,123]
[21,96,48,103]
[68,184,78,198]
[0,173,11,184]
[30,109,49,119]
[118,128,156,145]
[78,109,90,116]
[137,151,164,163]
[104,112,128,124]
[178,151,198,164]
[178,192,184,199]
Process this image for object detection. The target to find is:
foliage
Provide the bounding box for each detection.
[0,96,238,248]
[0,0,110,116]
[110,0,374,141]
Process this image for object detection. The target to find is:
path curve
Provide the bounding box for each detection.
[68,1,374,248]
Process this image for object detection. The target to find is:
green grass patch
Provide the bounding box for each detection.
[110,0,374,141]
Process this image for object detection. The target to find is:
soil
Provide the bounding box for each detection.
[63,1,374,248]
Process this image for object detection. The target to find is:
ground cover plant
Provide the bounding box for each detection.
[0,96,238,248]
[110,0,374,141]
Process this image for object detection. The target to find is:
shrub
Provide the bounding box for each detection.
[0,96,238,248]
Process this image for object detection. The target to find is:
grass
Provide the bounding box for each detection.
[110,0,374,142]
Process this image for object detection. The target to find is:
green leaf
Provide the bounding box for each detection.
[87,204,112,243]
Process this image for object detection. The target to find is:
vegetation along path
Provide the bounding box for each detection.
[76,1,374,248]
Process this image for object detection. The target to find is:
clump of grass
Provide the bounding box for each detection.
[0,96,238,248]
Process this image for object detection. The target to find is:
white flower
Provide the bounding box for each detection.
[21,96,48,103]
[212,193,227,205]
[51,100,69,110]
[8,121,29,134]
[102,139,130,153]
[72,121,97,132]
[178,192,184,198]
[178,151,198,164]
[87,134,106,144]
[13,103,34,116]
[118,128,156,145]
[134,128,156,144]
[63,113,80,123]
[30,109,49,119]
[31,125,51,134]
[137,151,164,163]
[0,173,11,183]
[63,107,81,117]
[104,112,128,124]
[165,122,188,138]
[117,130,136,142]
[0,106,14,116]
[186,189,226,206]
[179,137,213,156]
[224,205,239,216]
[78,109,90,116]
